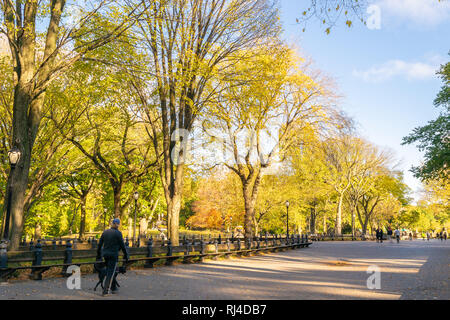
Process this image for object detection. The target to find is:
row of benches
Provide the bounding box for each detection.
[0,235,312,282]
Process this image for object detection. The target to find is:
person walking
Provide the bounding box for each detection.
[387,227,393,243]
[379,228,384,243]
[96,218,129,296]
[426,231,430,241]
[394,229,400,243]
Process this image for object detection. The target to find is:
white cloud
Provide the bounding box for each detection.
[352,57,443,82]
[375,0,450,26]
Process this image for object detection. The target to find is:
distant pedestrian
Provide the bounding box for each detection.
[387,227,393,243]
[426,232,430,241]
[394,229,400,243]
[375,229,380,243]
[409,232,413,241]
[379,228,384,243]
[440,231,444,241]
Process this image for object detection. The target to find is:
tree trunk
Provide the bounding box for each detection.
[9,87,36,249]
[253,216,259,236]
[310,205,316,234]
[335,193,344,235]
[79,195,87,240]
[112,183,123,219]
[166,193,181,245]
[362,218,370,235]
[350,205,356,237]
[243,185,256,240]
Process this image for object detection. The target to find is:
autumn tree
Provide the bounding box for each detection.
[0,0,145,249]
[186,169,243,231]
[130,0,280,245]
[0,56,73,240]
[321,134,365,235]
[344,139,390,236]
[201,44,331,240]
[49,55,158,220]
[356,172,410,235]
[58,166,96,240]
[290,141,334,234]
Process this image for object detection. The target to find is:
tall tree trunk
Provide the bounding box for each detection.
[362,217,370,235]
[166,192,181,245]
[356,206,368,235]
[9,87,38,250]
[112,183,123,219]
[350,204,356,237]
[253,216,259,236]
[5,0,66,251]
[310,205,316,234]
[243,182,258,240]
[79,195,87,240]
[335,193,344,235]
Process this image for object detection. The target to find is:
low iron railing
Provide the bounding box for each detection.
[0,234,312,282]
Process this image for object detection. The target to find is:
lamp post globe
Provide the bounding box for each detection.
[8,146,21,167]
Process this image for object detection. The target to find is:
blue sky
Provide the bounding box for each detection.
[278,0,450,201]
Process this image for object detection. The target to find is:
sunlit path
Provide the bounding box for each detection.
[1,240,448,300]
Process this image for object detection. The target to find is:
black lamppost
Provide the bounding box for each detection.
[285,200,290,238]
[2,147,21,242]
[133,191,139,247]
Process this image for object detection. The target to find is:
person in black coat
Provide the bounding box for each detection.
[97,218,129,296]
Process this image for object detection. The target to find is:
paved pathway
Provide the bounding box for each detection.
[0,240,448,300]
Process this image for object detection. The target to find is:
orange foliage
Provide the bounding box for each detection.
[186,206,223,230]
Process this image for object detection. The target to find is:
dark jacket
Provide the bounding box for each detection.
[97,228,128,259]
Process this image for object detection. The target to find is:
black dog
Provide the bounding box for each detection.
[93,262,126,291]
